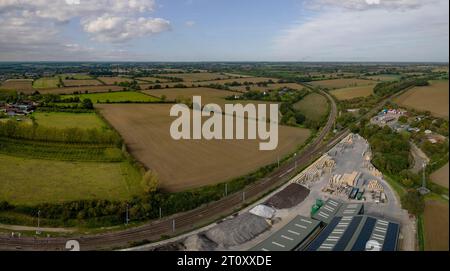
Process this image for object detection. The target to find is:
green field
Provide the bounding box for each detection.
[33,112,107,130]
[65,91,159,103]
[33,77,60,89]
[0,154,143,205]
[293,93,329,121]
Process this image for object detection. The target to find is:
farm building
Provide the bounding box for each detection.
[251,216,321,251]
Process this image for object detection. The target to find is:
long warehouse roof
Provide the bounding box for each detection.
[251,215,320,251]
[305,215,400,251]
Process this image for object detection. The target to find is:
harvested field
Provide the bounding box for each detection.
[0,79,34,92]
[37,85,125,95]
[65,91,159,103]
[424,200,449,251]
[63,79,103,87]
[163,72,233,82]
[196,77,277,86]
[139,82,194,89]
[264,183,310,209]
[0,154,143,205]
[136,77,170,83]
[33,112,107,130]
[293,93,328,121]
[142,87,240,105]
[393,80,449,118]
[98,77,134,85]
[431,163,449,189]
[97,104,311,192]
[367,74,401,81]
[204,213,270,247]
[310,78,375,89]
[230,83,304,92]
[330,85,374,100]
[33,77,60,89]
[59,74,92,80]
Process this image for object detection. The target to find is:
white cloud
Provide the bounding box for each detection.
[185,20,196,27]
[274,0,449,61]
[0,0,171,60]
[82,15,170,42]
[307,0,425,11]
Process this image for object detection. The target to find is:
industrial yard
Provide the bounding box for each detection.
[126,133,416,251]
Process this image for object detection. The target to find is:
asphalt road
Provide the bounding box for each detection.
[2,86,404,251]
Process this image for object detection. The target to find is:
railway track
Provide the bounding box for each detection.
[0,88,342,251]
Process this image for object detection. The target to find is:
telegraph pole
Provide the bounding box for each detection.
[125,204,129,225]
[225,183,228,196]
[36,210,41,235]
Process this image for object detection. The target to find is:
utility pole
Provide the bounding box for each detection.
[125,204,129,225]
[172,219,176,232]
[36,210,41,235]
[294,153,297,170]
[225,183,228,197]
[242,191,246,202]
[418,162,430,195]
[277,155,280,168]
[159,207,162,219]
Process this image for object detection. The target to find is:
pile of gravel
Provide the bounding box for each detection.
[204,213,270,247]
[265,183,310,209]
[184,234,218,251]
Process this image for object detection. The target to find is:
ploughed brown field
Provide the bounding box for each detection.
[0,79,34,92]
[330,85,374,100]
[310,78,375,89]
[63,79,103,87]
[37,85,125,95]
[98,77,134,85]
[393,80,449,119]
[97,104,310,192]
[430,163,449,189]
[230,83,305,92]
[424,200,449,251]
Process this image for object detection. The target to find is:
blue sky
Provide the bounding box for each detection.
[0,0,448,62]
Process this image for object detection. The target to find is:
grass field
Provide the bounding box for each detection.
[310,78,375,89]
[64,91,159,103]
[431,163,449,189]
[163,72,233,82]
[230,83,304,92]
[0,79,34,92]
[293,93,328,121]
[37,85,125,95]
[33,77,60,89]
[393,80,449,118]
[330,85,374,100]
[0,154,143,205]
[33,112,107,130]
[98,77,134,85]
[63,79,103,87]
[97,104,311,192]
[424,200,449,251]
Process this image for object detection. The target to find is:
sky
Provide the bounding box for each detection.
[0,0,448,62]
